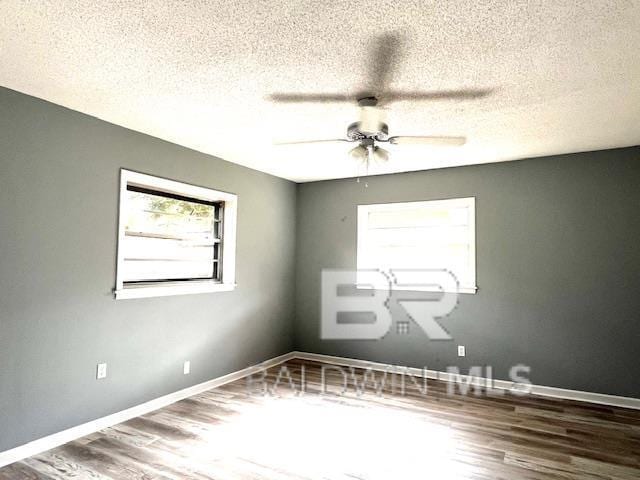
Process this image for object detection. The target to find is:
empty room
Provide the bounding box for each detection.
[1,1,639,479]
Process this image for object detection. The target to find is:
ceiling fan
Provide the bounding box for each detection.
[275,95,467,165]
[270,33,491,165]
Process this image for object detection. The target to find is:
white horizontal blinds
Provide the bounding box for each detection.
[121,186,221,282]
[360,199,475,289]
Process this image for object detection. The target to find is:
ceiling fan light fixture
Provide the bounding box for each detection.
[372,146,389,163]
[349,144,368,162]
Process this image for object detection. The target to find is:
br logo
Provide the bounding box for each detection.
[320,269,460,340]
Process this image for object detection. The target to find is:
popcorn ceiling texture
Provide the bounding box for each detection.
[1,1,639,181]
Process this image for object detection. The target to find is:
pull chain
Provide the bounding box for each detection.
[356,155,370,187]
[364,155,369,188]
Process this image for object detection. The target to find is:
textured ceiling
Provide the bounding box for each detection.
[1,1,639,182]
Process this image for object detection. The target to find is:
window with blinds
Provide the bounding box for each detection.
[357,198,476,293]
[121,186,223,283]
[115,170,237,299]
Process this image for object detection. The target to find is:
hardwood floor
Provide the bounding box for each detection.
[1,359,639,479]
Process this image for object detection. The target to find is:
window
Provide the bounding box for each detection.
[357,197,476,293]
[115,170,237,299]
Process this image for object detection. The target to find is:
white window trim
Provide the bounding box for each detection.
[356,197,477,294]
[114,169,237,300]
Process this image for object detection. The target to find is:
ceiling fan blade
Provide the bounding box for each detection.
[268,87,492,105]
[274,138,352,146]
[366,33,402,97]
[388,136,467,146]
[268,93,351,103]
[382,88,493,103]
[268,33,404,105]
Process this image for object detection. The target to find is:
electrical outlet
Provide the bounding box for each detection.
[183,360,191,375]
[96,363,107,380]
[457,345,466,357]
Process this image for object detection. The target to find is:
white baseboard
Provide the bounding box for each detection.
[0,351,296,468]
[291,351,640,410]
[3,349,639,468]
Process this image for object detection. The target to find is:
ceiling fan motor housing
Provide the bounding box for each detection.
[347,121,389,141]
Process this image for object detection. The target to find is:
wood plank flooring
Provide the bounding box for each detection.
[1,359,639,479]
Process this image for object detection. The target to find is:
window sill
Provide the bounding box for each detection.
[114,281,236,300]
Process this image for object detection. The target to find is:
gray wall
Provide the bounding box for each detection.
[295,147,640,398]
[0,87,297,451]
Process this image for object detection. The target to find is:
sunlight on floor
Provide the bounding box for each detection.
[191,395,475,479]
